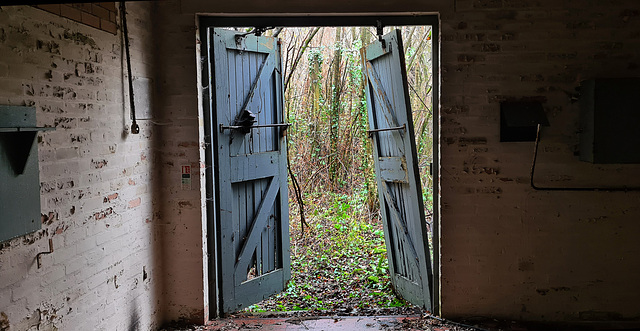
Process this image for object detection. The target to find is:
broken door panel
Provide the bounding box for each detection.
[211,28,290,314]
[361,29,433,310]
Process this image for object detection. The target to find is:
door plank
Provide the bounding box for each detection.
[234,175,279,281]
[364,61,400,130]
[235,269,284,302]
[275,34,290,284]
[240,54,274,120]
[380,181,420,264]
[229,55,277,156]
[230,152,280,183]
[379,156,409,183]
[364,39,392,61]
[362,29,433,310]
[225,33,278,54]
[212,28,290,314]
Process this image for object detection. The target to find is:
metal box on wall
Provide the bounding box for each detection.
[0,106,49,242]
[500,101,549,142]
[579,78,640,164]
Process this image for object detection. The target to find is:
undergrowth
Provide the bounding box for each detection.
[243,26,433,314]
[244,192,411,313]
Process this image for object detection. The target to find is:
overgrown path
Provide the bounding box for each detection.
[244,193,417,315]
[233,25,435,319]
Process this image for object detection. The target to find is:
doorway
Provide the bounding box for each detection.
[199,14,440,319]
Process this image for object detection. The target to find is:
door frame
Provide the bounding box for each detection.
[199,13,441,318]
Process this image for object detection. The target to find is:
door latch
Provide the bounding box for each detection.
[376,20,386,49]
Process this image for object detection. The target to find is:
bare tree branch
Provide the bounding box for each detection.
[284,27,321,92]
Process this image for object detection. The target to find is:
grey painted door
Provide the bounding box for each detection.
[361,29,433,310]
[211,28,290,314]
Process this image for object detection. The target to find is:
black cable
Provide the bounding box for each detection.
[120,1,139,134]
[530,124,640,191]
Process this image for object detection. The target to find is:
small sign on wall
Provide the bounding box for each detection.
[181,165,191,190]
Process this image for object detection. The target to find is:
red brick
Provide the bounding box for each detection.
[81,12,100,29]
[109,11,116,22]
[97,2,117,11]
[35,4,61,15]
[101,19,117,34]
[128,198,141,209]
[74,2,93,12]
[93,207,113,220]
[60,5,82,22]
[106,193,118,202]
[91,4,110,20]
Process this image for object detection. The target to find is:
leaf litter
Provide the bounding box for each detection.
[161,196,485,330]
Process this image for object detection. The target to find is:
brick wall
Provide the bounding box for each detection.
[167,0,640,324]
[34,3,118,34]
[2,0,640,328]
[0,4,161,330]
[151,0,208,322]
[439,0,640,322]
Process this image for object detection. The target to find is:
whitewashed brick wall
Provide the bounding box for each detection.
[150,0,207,323]
[170,0,640,324]
[0,4,161,330]
[439,0,640,321]
[3,0,640,328]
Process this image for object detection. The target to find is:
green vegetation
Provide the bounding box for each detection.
[246,25,433,313]
[246,192,410,312]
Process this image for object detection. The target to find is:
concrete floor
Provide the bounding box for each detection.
[163,316,640,331]
[196,315,467,330]
[200,315,418,330]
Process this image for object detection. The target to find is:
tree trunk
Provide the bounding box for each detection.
[329,27,343,190]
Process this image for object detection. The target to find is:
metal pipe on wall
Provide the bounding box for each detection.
[120,1,140,134]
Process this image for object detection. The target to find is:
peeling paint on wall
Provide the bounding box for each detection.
[0,4,161,329]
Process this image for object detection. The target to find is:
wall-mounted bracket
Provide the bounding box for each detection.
[36,238,54,269]
[0,106,54,175]
[0,128,54,175]
[500,101,549,142]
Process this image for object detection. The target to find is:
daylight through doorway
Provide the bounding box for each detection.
[244,25,434,314]
[201,15,439,318]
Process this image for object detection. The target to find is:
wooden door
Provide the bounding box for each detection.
[361,29,433,310]
[210,28,290,314]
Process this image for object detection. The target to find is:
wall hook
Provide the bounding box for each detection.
[36,238,54,269]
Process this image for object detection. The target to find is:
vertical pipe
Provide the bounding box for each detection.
[120,1,140,134]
